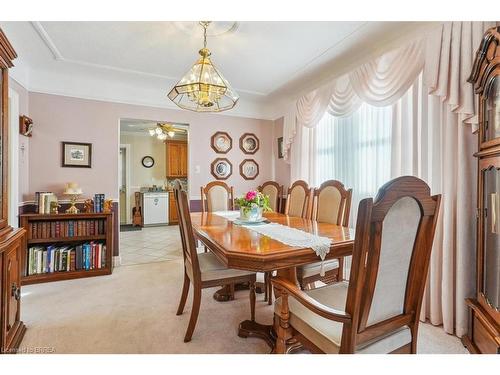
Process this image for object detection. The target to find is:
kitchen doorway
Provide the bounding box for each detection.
[118,118,188,266]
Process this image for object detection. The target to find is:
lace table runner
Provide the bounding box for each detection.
[214,211,332,275]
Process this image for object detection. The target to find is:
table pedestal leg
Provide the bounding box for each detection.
[238,320,276,350]
[213,282,265,302]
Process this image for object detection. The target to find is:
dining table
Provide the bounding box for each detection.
[190,211,355,349]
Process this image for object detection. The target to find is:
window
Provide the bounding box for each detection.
[315,102,393,222]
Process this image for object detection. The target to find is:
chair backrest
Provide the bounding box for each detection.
[341,176,441,353]
[284,180,312,218]
[174,181,201,284]
[311,180,352,226]
[200,181,234,213]
[258,181,283,213]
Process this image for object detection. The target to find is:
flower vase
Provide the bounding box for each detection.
[239,206,263,222]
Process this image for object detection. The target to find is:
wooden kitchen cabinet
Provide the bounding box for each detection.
[169,192,178,224]
[166,141,188,178]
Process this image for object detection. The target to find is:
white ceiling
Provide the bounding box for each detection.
[1,21,436,120]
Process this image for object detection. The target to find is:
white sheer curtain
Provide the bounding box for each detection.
[315,103,392,225]
[286,22,499,338]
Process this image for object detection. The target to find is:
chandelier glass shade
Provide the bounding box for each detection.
[167,22,239,112]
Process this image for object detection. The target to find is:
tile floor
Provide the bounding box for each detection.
[119,225,183,265]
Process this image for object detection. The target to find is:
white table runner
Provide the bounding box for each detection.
[214,211,332,275]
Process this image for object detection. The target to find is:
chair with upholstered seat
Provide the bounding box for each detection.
[200,181,234,213]
[296,180,352,289]
[284,180,313,219]
[199,181,238,300]
[258,181,283,213]
[174,181,256,342]
[258,181,284,305]
[272,176,441,354]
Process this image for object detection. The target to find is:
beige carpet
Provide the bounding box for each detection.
[20,260,468,354]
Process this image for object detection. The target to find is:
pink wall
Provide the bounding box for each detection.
[26,92,275,201]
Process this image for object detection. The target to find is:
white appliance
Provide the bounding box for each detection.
[142,192,169,225]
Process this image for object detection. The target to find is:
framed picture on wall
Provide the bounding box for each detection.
[277,137,284,159]
[211,158,233,180]
[62,142,92,168]
[239,159,259,180]
[239,133,260,154]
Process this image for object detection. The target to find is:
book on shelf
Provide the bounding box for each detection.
[94,193,105,213]
[27,242,107,275]
[35,192,57,214]
[30,219,105,239]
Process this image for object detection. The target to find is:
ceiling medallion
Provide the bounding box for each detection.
[167,21,239,113]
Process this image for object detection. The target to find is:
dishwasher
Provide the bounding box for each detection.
[142,192,169,225]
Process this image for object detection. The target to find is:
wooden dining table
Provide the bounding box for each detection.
[190,211,355,349]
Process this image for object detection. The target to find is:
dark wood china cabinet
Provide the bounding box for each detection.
[0,28,27,353]
[463,26,500,354]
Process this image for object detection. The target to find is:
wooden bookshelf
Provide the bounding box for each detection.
[19,212,114,285]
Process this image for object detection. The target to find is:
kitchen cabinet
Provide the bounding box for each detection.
[166,141,188,178]
[169,192,178,224]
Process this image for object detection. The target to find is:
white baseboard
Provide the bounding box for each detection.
[113,255,121,267]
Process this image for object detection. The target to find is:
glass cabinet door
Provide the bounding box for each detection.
[484,76,500,144]
[482,166,500,311]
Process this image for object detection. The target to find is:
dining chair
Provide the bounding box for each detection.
[200,181,234,213]
[272,176,441,354]
[199,181,238,300]
[258,181,283,213]
[284,180,313,219]
[296,180,352,290]
[258,181,284,305]
[174,181,257,342]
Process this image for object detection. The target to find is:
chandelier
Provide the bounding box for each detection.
[167,21,239,112]
[148,123,185,141]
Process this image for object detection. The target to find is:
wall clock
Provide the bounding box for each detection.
[211,158,233,180]
[240,133,259,154]
[142,156,155,168]
[211,131,232,154]
[239,159,259,180]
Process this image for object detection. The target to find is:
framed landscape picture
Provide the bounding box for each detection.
[62,141,92,168]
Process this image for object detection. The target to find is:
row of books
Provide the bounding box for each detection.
[94,194,106,213]
[30,219,106,239]
[27,242,107,275]
[35,192,57,214]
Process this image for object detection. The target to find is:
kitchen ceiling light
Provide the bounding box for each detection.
[167,21,239,112]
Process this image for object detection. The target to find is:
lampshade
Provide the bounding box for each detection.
[167,22,239,112]
[64,182,82,195]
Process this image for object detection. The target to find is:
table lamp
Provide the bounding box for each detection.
[63,182,82,214]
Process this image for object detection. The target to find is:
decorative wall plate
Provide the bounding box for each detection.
[239,133,259,154]
[211,131,232,154]
[211,158,233,180]
[239,159,259,180]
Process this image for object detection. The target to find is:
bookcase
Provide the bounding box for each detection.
[19,212,114,285]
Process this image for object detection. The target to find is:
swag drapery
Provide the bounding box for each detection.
[283,21,499,337]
